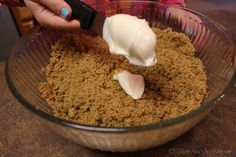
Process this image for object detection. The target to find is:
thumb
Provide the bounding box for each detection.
[38,0,72,19]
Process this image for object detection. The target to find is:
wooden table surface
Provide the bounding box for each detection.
[1,0,236,156]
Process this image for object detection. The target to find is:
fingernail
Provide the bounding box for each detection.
[60,7,69,19]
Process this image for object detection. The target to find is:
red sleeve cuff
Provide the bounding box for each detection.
[160,0,186,7]
[0,0,25,7]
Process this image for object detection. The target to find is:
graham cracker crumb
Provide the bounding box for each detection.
[38,28,207,127]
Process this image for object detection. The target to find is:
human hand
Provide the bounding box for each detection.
[23,0,80,29]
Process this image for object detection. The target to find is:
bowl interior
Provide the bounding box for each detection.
[6,1,236,130]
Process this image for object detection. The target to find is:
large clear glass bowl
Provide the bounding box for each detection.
[5,1,236,152]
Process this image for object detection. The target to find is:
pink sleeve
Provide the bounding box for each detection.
[0,0,24,7]
[83,0,186,9]
[160,0,186,6]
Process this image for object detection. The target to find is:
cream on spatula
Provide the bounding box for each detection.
[103,14,157,67]
[65,1,157,66]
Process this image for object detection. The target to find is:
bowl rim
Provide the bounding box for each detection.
[5,1,236,133]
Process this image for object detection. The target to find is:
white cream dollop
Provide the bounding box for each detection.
[103,14,157,67]
[113,70,145,99]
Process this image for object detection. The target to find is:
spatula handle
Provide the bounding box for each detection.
[65,0,97,29]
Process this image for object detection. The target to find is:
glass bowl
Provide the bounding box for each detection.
[6,1,236,152]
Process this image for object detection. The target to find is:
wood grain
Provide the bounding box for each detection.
[10,7,33,35]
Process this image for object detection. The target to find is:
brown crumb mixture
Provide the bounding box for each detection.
[39,28,207,127]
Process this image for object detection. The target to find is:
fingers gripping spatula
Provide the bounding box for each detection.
[65,0,106,36]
